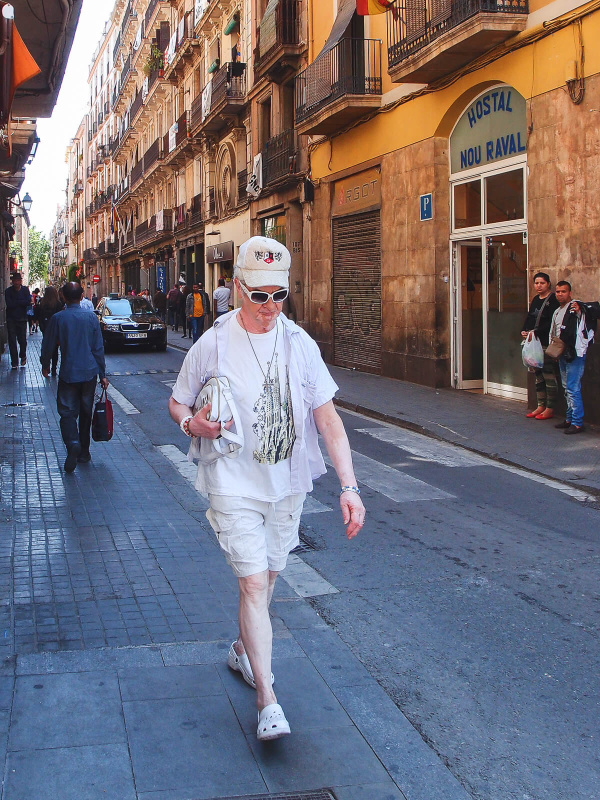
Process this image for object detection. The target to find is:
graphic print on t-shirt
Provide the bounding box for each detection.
[252,352,295,464]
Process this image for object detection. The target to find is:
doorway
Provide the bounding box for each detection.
[453,232,528,398]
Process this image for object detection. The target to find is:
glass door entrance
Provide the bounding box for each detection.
[453,233,528,398]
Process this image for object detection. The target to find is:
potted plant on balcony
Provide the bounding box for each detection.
[144,45,164,77]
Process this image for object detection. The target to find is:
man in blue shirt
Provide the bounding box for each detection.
[41,282,109,472]
[4,272,32,369]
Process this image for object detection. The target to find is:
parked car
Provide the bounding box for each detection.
[95,295,168,351]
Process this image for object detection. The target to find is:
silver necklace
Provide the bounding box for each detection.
[240,314,279,382]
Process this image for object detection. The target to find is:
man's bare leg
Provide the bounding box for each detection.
[237,569,277,710]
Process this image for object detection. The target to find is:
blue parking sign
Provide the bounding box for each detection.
[420,193,433,221]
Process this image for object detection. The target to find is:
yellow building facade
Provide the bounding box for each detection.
[302,0,600,418]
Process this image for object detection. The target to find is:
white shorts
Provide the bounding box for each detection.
[206,494,306,578]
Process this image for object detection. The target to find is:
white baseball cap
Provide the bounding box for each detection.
[235,236,291,289]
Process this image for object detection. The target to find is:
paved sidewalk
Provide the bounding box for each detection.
[0,337,468,800]
[167,328,600,493]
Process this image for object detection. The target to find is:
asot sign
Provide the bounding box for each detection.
[450,86,527,174]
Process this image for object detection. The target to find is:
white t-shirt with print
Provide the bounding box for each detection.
[172,312,339,498]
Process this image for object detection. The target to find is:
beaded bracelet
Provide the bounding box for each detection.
[179,415,195,437]
[340,486,360,496]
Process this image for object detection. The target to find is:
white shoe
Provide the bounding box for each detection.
[257,703,290,741]
[227,642,274,689]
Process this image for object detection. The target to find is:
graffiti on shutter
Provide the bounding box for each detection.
[332,211,382,374]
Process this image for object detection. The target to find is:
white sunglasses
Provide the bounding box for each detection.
[239,282,288,305]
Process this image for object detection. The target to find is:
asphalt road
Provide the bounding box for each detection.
[105,342,600,800]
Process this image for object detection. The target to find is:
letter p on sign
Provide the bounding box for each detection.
[420,193,433,221]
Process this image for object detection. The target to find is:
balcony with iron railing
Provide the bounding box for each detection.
[97,240,107,257]
[73,180,84,196]
[192,63,247,133]
[114,175,130,205]
[163,12,198,80]
[145,0,171,32]
[130,159,144,189]
[130,89,144,123]
[83,247,98,263]
[143,136,163,175]
[254,0,303,79]
[163,111,190,164]
[135,210,174,246]
[189,192,203,227]
[295,39,382,136]
[107,239,119,254]
[262,129,298,186]
[387,0,528,83]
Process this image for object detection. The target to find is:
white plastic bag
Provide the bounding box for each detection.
[521,331,544,369]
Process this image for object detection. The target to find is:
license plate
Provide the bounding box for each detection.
[126,332,147,339]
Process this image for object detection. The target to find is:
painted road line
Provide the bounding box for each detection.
[357,427,488,468]
[107,385,140,415]
[158,444,338,597]
[157,444,202,488]
[303,495,332,514]
[281,554,339,598]
[157,444,333,515]
[161,380,176,389]
[325,450,455,503]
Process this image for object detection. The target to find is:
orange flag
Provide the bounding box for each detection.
[10,23,41,106]
[356,0,396,14]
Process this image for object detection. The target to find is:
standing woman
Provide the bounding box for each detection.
[36,286,63,376]
[521,272,560,419]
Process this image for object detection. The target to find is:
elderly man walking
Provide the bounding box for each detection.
[169,237,365,741]
[41,282,109,472]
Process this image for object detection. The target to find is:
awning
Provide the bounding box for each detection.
[319,0,356,57]
[0,4,41,130]
[258,0,279,58]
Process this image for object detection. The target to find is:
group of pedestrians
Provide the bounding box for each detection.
[522,272,599,433]
[166,279,231,341]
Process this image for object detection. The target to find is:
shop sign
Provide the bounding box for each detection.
[157,264,166,293]
[332,167,381,217]
[206,241,234,263]
[450,86,527,174]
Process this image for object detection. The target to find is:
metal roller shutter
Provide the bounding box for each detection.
[332,210,382,373]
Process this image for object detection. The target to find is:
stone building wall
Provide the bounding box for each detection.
[527,74,600,422]
[379,137,451,386]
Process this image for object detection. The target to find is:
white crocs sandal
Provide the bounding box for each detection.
[227,642,274,689]
[257,703,291,741]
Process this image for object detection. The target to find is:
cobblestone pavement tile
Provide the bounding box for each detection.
[0,338,237,656]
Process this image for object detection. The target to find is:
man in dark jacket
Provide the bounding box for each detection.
[4,272,32,369]
[153,288,167,320]
[167,285,180,329]
[41,282,109,472]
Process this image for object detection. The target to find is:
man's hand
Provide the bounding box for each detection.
[42,368,50,379]
[188,402,232,439]
[100,377,110,389]
[571,302,581,314]
[521,330,528,338]
[340,491,365,540]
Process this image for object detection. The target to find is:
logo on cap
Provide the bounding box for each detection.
[253,250,283,264]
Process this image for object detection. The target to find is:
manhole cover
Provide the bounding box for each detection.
[292,524,322,555]
[202,792,336,800]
